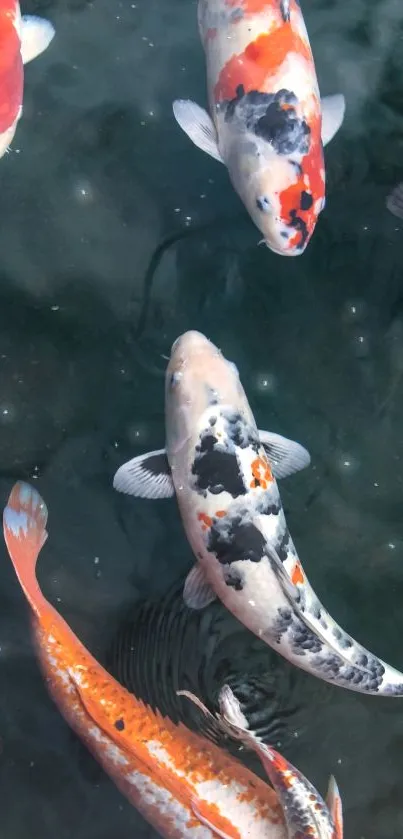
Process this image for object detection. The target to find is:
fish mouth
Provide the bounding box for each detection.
[171,331,215,356]
[264,240,308,257]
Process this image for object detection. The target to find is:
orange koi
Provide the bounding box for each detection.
[3,481,289,839]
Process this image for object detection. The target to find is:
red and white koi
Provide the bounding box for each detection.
[173,0,345,255]
[114,330,403,696]
[3,481,291,839]
[0,1,54,158]
[180,684,343,839]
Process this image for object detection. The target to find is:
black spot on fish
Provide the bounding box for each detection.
[208,516,266,565]
[223,567,244,591]
[291,622,322,655]
[222,410,260,452]
[192,433,246,497]
[288,209,309,250]
[300,190,313,210]
[279,0,290,22]
[276,531,292,563]
[269,606,293,643]
[114,719,125,731]
[256,196,271,213]
[254,90,310,156]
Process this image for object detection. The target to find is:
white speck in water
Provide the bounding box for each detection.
[388,543,396,550]
[51,305,60,311]
[74,179,94,204]
[254,371,276,394]
[94,557,100,565]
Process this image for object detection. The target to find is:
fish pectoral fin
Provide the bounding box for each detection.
[191,798,233,839]
[172,99,224,163]
[326,776,343,839]
[21,15,55,64]
[183,564,217,609]
[321,94,345,146]
[113,449,174,499]
[258,430,311,479]
[386,182,403,220]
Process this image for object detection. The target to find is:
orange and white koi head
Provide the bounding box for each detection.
[222,86,326,255]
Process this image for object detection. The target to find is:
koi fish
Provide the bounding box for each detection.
[172,0,345,256]
[179,684,343,839]
[114,330,403,696]
[3,480,291,839]
[0,1,55,158]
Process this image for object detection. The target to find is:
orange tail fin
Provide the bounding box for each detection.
[3,482,48,618]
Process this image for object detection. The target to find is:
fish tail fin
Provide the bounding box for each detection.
[386,182,403,220]
[3,482,48,617]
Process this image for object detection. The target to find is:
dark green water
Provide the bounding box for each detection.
[1,0,403,836]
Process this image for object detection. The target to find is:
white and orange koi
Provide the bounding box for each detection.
[0,1,54,158]
[3,481,292,839]
[114,330,403,696]
[180,684,343,839]
[173,0,345,255]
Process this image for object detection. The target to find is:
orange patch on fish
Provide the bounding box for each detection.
[250,456,273,490]
[278,109,324,248]
[215,510,227,518]
[198,512,213,531]
[214,24,312,102]
[291,561,305,586]
[225,0,279,13]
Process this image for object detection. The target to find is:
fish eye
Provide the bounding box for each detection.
[170,371,182,387]
[256,196,271,213]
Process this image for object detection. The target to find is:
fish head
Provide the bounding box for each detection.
[165,331,248,462]
[226,134,325,256]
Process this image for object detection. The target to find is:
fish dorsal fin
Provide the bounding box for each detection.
[321,94,345,146]
[183,564,217,609]
[21,15,55,64]
[327,776,343,838]
[113,449,174,499]
[172,99,224,163]
[258,430,311,479]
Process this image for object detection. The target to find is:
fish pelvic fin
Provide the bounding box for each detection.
[3,482,48,619]
[327,775,343,839]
